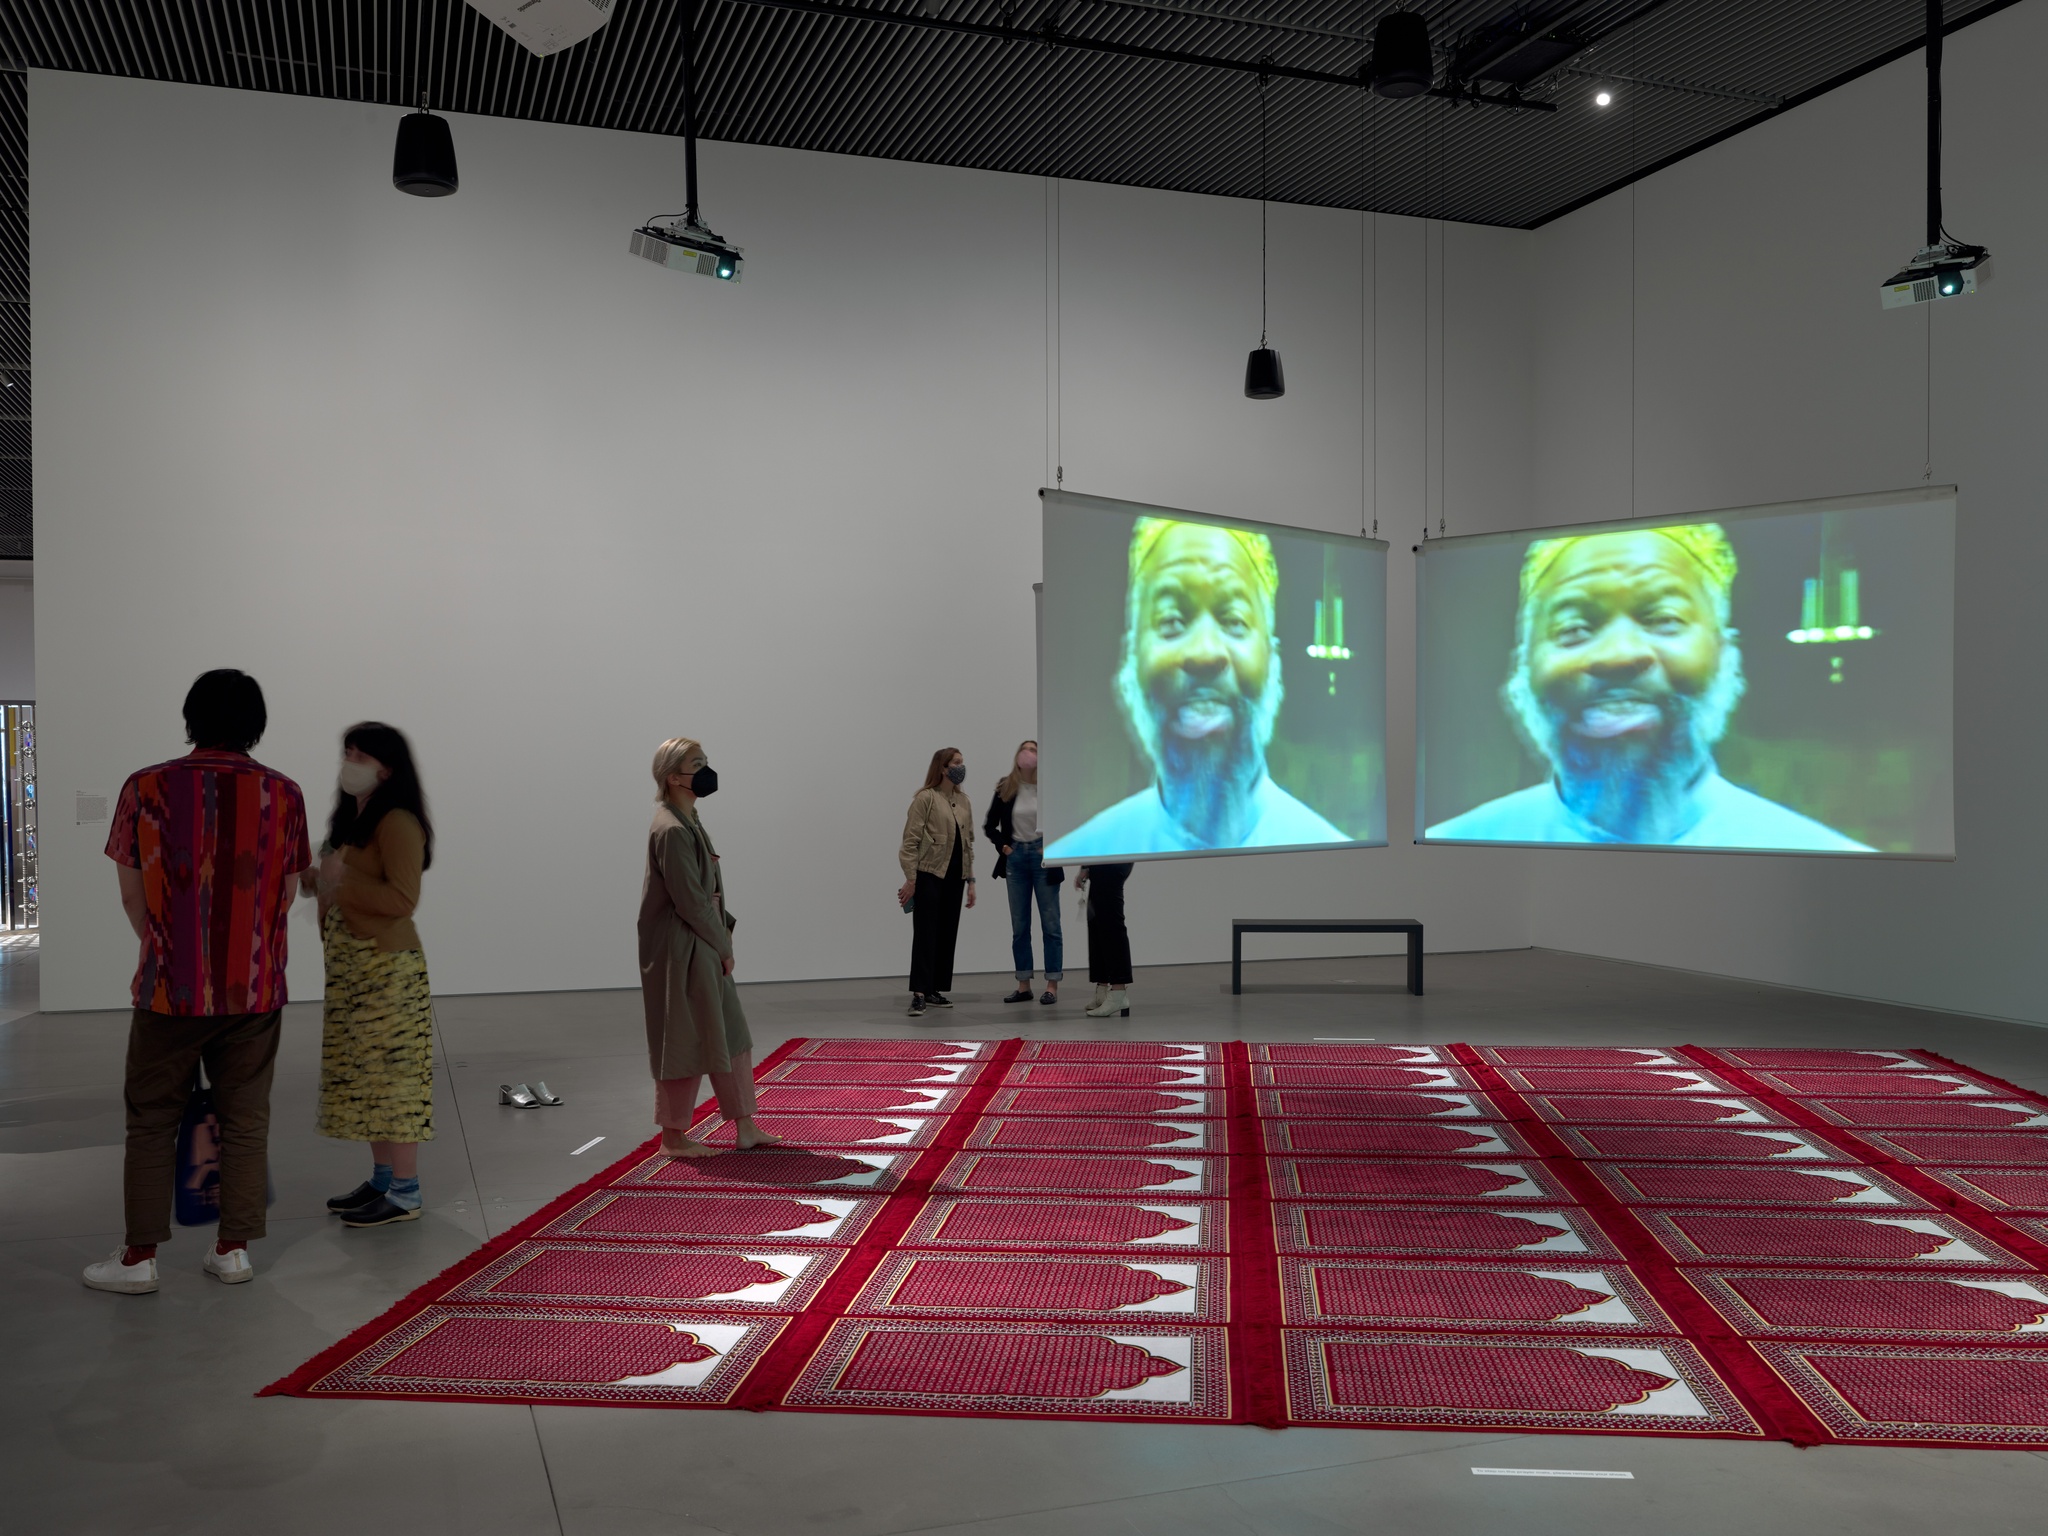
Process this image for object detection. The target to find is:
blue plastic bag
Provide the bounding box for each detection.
[173,1066,275,1226]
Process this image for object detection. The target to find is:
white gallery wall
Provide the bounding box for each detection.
[0,564,30,699]
[1524,1,2048,1022]
[32,70,1540,1011]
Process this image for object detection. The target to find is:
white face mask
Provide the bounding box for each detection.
[338,759,382,797]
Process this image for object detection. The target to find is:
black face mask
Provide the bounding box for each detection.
[945,765,965,785]
[690,765,719,798]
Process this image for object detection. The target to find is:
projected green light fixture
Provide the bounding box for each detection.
[1789,535,1879,685]
[1308,547,1349,696]
[1245,71,1284,400]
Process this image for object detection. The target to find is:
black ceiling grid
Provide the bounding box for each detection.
[0,1,2027,230]
[0,68,25,561]
[0,3,2027,562]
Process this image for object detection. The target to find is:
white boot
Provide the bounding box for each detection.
[1090,983,1110,1010]
[1085,989,1129,1018]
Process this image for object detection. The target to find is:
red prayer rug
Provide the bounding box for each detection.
[264,1037,2048,1448]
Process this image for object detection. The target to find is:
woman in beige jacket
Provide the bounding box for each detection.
[896,747,977,1018]
[638,737,778,1158]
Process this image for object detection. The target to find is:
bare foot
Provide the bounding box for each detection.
[734,1119,784,1149]
[659,1135,721,1159]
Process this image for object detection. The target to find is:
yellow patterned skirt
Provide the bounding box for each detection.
[318,906,436,1142]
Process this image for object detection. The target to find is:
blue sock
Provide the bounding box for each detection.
[386,1176,421,1211]
[370,1163,394,1193]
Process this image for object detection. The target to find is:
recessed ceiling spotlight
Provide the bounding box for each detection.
[1594,89,1613,107]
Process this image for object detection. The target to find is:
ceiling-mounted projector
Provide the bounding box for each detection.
[1881,242,1990,308]
[631,216,744,281]
[463,0,613,58]
[1882,1,1990,309]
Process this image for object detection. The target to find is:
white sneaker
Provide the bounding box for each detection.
[203,1246,255,1284]
[83,1248,159,1294]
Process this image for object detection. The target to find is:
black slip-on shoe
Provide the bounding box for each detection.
[925,993,954,1008]
[1003,988,1034,1003]
[326,1180,384,1213]
[339,1195,422,1227]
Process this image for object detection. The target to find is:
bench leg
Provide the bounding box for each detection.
[1408,930,1424,996]
[1232,930,1242,995]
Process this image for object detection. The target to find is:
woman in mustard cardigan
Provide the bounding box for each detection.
[312,723,438,1228]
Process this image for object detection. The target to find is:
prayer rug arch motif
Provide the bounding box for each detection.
[262,1037,2048,1449]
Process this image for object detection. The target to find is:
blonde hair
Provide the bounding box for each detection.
[997,739,1037,803]
[651,737,705,801]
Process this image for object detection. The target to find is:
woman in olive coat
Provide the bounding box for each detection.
[638,736,778,1157]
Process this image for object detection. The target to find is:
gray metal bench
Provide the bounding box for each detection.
[1230,918,1424,996]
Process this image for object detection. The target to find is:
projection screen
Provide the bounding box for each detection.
[1041,489,1387,863]
[1416,487,1955,857]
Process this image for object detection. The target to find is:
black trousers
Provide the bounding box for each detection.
[1085,864,1134,985]
[909,871,966,994]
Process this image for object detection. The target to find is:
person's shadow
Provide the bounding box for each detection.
[667,1148,880,1187]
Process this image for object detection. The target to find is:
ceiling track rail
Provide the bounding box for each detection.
[711,0,1555,110]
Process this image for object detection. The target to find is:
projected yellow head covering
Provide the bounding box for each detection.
[1117,516,1286,764]
[1518,522,1739,634]
[1129,517,1280,621]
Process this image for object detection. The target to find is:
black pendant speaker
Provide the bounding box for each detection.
[393,109,459,197]
[1244,346,1286,400]
[1370,12,1435,100]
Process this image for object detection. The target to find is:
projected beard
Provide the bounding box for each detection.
[1115,525,1285,848]
[1503,531,1745,844]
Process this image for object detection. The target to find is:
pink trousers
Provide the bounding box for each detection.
[654,1053,758,1134]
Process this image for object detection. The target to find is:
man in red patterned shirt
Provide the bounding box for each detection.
[84,670,312,1295]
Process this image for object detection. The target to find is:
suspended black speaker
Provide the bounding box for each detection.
[1244,346,1285,400]
[393,109,459,197]
[1370,12,1434,100]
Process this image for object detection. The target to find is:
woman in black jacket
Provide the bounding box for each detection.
[984,740,1063,1005]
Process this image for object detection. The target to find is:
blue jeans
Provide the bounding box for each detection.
[1005,841,1064,982]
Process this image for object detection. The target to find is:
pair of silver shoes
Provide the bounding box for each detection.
[500,1082,563,1107]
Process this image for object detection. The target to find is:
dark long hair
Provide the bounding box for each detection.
[327,722,434,869]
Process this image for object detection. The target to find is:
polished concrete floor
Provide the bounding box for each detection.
[4,946,2048,1535]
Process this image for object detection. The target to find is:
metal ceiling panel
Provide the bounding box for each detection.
[0,1,2022,226]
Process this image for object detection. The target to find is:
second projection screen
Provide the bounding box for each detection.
[1417,487,1955,856]
[1041,489,1387,861]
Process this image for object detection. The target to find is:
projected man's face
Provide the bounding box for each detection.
[1510,528,1745,842]
[1526,530,1723,745]
[1133,524,1274,749]
[1119,522,1283,848]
